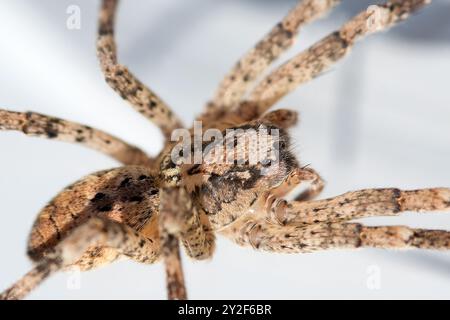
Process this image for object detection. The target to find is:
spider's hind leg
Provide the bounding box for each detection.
[1,166,161,300]
[0,217,159,300]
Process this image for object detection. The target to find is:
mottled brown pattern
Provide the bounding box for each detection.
[27,166,160,263]
[1,218,160,300]
[243,0,431,115]
[260,109,299,129]
[0,260,60,300]
[221,220,450,253]
[160,234,186,300]
[183,122,298,229]
[1,0,447,301]
[97,0,183,138]
[0,110,152,166]
[209,0,340,112]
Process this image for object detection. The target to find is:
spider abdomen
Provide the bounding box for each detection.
[27,166,160,269]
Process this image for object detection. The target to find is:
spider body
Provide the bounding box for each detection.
[2,0,450,300]
[27,113,299,269]
[27,166,160,270]
[184,120,299,228]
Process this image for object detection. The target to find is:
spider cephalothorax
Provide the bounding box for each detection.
[184,120,299,228]
[1,0,449,300]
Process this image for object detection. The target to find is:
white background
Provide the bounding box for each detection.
[0,0,449,299]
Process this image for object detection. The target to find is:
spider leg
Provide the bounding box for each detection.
[97,0,183,139]
[205,0,340,116]
[160,187,215,260]
[158,231,186,300]
[222,219,450,253]
[159,187,186,300]
[279,187,450,226]
[1,166,160,300]
[239,0,431,116]
[159,187,216,299]
[0,109,153,166]
[0,260,60,301]
[0,217,159,300]
[293,167,325,202]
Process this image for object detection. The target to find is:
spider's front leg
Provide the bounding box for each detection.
[221,218,450,253]
[277,187,450,226]
[1,166,161,300]
[158,187,215,300]
[0,217,159,300]
[221,187,450,253]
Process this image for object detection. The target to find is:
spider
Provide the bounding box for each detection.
[1,0,448,300]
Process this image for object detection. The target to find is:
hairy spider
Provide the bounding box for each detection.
[1,0,448,300]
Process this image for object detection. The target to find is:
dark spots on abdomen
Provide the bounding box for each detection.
[49,215,61,240]
[91,192,106,202]
[98,204,113,212]
[129,195,144,203]
[119,177,132,188]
